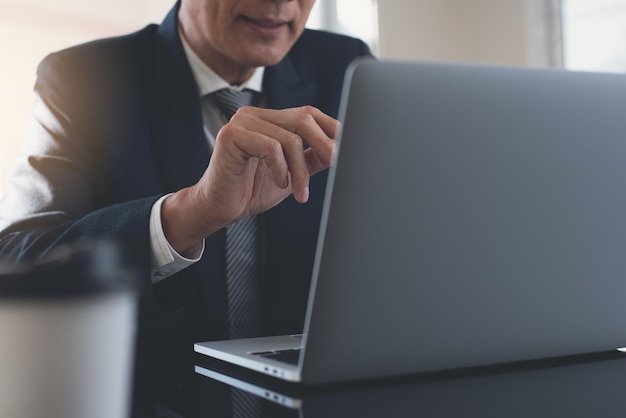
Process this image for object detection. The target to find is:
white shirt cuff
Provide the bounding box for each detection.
[150,194,204,284]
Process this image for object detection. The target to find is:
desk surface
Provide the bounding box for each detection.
[184,350,626,418]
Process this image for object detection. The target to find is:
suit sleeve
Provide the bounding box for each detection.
[0,51,172,312]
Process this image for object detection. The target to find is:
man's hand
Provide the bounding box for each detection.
[161,106,338,254]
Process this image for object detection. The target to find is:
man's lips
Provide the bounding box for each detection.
[241,15,290,30]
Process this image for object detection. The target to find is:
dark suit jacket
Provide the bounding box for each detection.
[0,2,371,415]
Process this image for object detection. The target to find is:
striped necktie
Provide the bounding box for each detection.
[212,88,255,121]
[211,88,262,339]
[211,88,264,418]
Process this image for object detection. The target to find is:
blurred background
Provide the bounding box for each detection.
[1,0,626,195]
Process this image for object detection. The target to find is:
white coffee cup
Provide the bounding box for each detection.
[0,242,137,418]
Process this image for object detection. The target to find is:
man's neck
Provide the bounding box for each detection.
[178,27,265,96]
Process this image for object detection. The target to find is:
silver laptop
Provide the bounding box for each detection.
[195,59,626,384]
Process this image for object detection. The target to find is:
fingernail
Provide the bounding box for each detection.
[302,186,309,202]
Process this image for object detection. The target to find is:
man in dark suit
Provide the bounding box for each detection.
[0,0,371,415]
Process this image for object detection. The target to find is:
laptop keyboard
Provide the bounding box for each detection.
[253,348,302,366]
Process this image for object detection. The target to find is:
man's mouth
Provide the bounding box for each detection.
[241,16,289,29]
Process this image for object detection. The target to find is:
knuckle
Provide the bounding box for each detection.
[217,123,237,137]
[292,106,313,122]
[215,123,246,144]
[265,138,284,156]
[229,108,247,122]
[286,132,303,147]
[237,105,254,115]
[300,105,316,114]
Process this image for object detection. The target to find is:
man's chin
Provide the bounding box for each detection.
[243,56,286,68]
[240,44,295,67]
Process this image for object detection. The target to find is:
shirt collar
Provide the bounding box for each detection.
[179,28,264,96]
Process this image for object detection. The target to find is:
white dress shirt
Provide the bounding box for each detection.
[150,30,265,283]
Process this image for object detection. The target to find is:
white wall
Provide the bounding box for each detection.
[377,0,561,67]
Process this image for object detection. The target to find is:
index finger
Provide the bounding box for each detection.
[245,105,339,165]
[244,105,339,141]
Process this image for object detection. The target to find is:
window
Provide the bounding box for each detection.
[308,0,379,54]
[562,0,626,72]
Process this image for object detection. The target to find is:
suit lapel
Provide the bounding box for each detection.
[264,54,318,109]
[151,3,209,193]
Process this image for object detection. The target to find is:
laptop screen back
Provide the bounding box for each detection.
[300,60,626,384]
